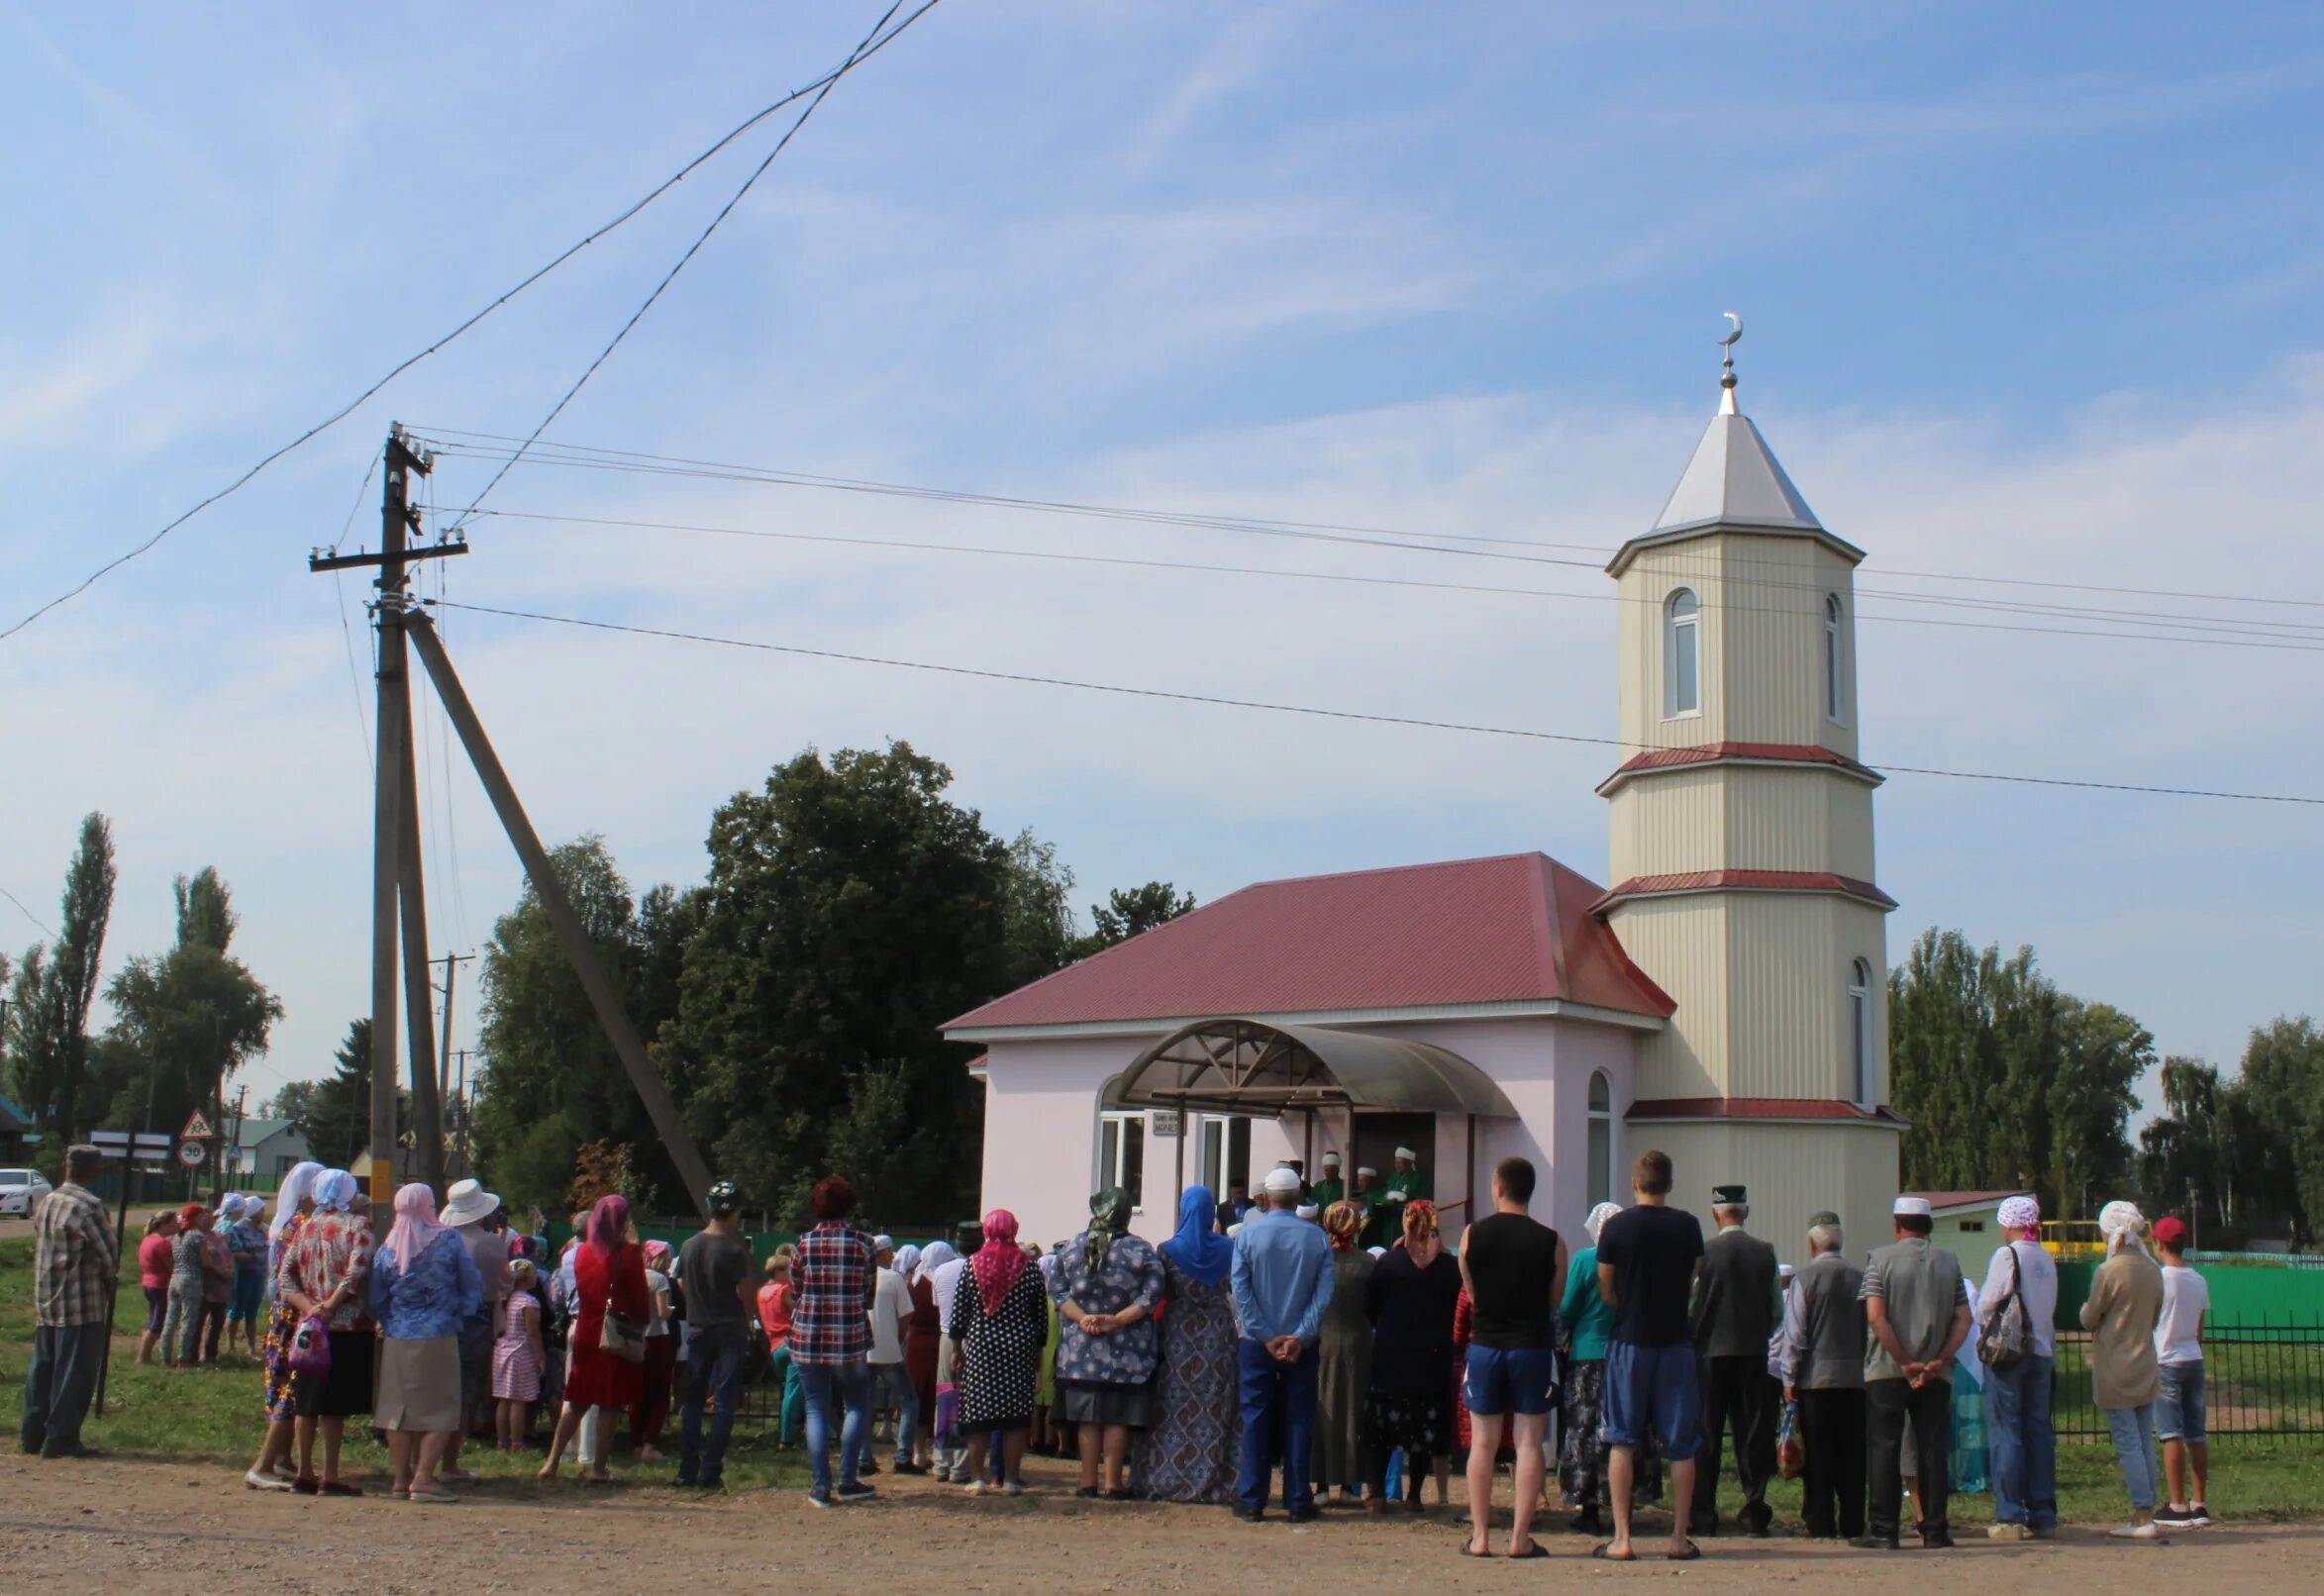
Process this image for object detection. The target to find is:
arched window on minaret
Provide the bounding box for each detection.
[1586,1069,1614,1204]
[1849,958,1873,1104]
[1825,593,1846,724]
[1665,588,1700,718]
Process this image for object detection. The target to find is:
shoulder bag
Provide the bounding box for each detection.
[1981,1243,2034,1370]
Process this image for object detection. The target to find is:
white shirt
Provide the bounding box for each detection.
[2156,1263,2209,1364]
[931,1256,968,1339]
[1975,1239,2059,1359]
[643,1267,670,1338]
[867,1266,910,1364]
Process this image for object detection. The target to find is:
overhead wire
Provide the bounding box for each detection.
[0,6,946,645]
[434,599,2324,808]
[0,884,56,940]
[331,453,381,774]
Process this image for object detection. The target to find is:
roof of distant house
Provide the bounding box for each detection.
[947,851,1674,1033]
[1907,1189,2031,1215]
[233,1117,296,1148]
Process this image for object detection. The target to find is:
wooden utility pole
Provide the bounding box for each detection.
[435,952,472,1108]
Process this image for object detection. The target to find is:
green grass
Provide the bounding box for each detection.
[0,1238,809,1494]
[6,1238,2320,1517]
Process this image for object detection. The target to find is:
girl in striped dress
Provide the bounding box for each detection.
[493,1258,545,1448]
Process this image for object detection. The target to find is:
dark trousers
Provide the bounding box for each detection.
[679,1323,746,1485]
[1795,1386,1867,1538]
[1690,1354,1776,1533]
[632,1335,676,1447]
[21,1323,106,1455]
[1866,1375,1951,1539]
[1236,1338,1318,1516]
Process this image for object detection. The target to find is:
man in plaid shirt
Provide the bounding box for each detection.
[791,1174,877,1507]
[21,1145,119,1458]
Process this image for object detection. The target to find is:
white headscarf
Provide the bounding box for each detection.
[313,1169,358,1213]
[271,1161,323,1241]
[1583,1201,1622,1245]
[893,1244,922,1280]
[2098,1200,2147,1256]
[219,1193,247,1221]
[914,1241,958,1286]
[1997,1195,2041,1233]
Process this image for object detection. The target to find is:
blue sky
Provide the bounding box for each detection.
[5,2,2323,1112]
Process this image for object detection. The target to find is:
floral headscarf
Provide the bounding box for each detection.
[1401,1198,1443,1266]
[972,1209,1027,1315]
[1583,1201,1623,1246]
[1083,1187,1132,1274]
[1322,1200,1364,1251]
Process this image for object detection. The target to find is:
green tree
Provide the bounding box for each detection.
[4,814,118,1140]
[1071,881,1196,960]
[294,1019,404,1170]
[666,743,1013,1226]
[103,867,283,1143]
[2233,1017,2324,1246]
[1001,831,1077,986]
[264,1077,325,1128]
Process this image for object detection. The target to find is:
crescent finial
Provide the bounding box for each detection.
[1717,312,1743,411]
[1719,311,1744,348]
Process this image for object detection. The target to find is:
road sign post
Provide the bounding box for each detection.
[91,1129,176,1415]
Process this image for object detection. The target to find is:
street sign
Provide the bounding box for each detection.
[176,1141,206,1167]
[180,1109,215,1140]
[91,1129,176,1158]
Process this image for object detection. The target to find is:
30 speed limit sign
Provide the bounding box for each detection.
[176,1141,206,1168]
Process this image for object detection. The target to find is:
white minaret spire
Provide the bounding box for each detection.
[1717,311,1743,415]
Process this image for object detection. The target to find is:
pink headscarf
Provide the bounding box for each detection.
[585,1193,631,1257]
[971,1208,1027,1316]
[381,1182,449,1267]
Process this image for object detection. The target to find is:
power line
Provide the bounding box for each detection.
[0,15,944,645]
[435,599,2324,808]
[0,885,55,940]
[455,505,2324,654]
[443,0,937,533]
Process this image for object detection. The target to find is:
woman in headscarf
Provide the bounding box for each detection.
[225,1193,270,1356]
[1363,1198,1462,1515]
[243,1160,321,1489]
[1558,1200,1656,1531]
[2082,1199,2166,1539]
[279,1169,376,1495]
[1047,1187,1165,1498]
[917,1240,964,1479]
[1133,1183,1242,1503]
[195,1196,238,1362]
[368,1182,483,1500]
[630,1238,676,1460]
[1315,1199,1376,1505]
[949,1209,1048,1493]
[162,1202,211,1369]
[895,1244,940,1468]
[541,1192,649,1482]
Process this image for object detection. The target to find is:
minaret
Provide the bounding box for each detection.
[1596,318,1901,1256]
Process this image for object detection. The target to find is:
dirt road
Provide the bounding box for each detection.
[0,1453,2303,1596]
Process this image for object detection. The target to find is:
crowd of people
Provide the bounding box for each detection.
[17,1138,2219,1555]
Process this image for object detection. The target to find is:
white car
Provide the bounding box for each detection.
[0,1168,54,1216]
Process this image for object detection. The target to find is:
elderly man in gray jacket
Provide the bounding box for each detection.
[1780,1211,1865,1540]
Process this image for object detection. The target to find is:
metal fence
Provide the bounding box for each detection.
[2049,1318,2324,1441]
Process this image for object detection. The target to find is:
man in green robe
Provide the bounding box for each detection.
[1307,1150,1346,1212]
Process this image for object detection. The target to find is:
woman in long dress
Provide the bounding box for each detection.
[242,1160,321,1490]
[1315,1200,1376,1503]
[540,1193,649,1482]
[1364,1198,1462,1514]
[1134,1185,1241,1504]
[949,1209,1048,1493]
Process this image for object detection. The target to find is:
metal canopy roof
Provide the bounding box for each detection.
[1102,1018,1518,1119]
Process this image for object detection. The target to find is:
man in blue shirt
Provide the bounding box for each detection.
[1229,1164,1336,1522]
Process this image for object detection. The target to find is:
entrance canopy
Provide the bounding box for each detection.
[1103,1018,1517,1119]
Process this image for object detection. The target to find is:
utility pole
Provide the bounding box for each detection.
[435,951,472,1109]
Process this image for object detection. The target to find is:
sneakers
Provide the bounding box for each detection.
[2157,1504,2208,1528]
[2030,1525,2058,1540]
[1988,1522,2033,1542]
[2189,1503,2212,1528]
[244,1469,294,1492]
[806,1490,833,1509]
[891,1460,930,1476]
[835,1481,878,1503]
[2107,1521,2162,1540]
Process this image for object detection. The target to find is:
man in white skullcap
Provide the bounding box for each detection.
[2082,1200,2165,1539]
[1309,1151,1345,1211]
[1853,1196,1969,1549]
[1352,1165,1382,1247]
[1975,1193,2059,1541]
[1228,1163,1335,1522]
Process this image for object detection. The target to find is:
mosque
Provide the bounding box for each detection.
[945,345,1902,1261]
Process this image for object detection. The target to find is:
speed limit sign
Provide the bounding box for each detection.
[176,1141,206,1168]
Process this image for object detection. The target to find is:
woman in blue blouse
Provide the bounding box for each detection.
[369,1183,483,1502]
[1557,1201,1661,1532]
[1048,1187,1165,1499]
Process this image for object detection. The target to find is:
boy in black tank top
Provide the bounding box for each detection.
[1458,1155,1565,1559]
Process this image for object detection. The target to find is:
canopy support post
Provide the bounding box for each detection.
[1465,1113,1478,1230]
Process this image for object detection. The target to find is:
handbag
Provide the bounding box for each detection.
[1777,1400,1804,1480]
[1982,1244,2034,1371]
[287,1314,334,1375]
[599,1306,648,1363]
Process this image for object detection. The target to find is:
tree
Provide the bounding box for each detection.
[264,1078,325,1128]
[1000,830,1076,987]
[2232,1017,2324,1246]
[1071,881,1195,959]
[103,867,282,1144]
[665,743,1015,1226]
[293,1019,403,1171]
[4,814,117,1141]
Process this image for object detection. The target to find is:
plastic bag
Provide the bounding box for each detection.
[1776,1400,1804,1480]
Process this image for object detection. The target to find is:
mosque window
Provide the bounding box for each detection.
[1665,588,1700,718]
[1849,958,1873,1103]
[1586,1070,1613,1207]
[1825,594,1846,723]
[1098,1111,1146,1209]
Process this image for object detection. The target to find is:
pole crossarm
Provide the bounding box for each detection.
[308,540,466,574]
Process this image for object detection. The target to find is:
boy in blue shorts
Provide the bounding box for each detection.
[1594,1148,1704,1561]
[1458,1156,1565,1559]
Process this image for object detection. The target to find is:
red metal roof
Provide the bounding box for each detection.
[945,852,1675,1032]
[1596,741,1881,795]
[1626,1097,1909,1125]
[1595,870,1897,912]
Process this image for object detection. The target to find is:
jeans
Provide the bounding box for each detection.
[1866,1376,1952,1539]
[2157,1362,2206,1445]
[2104,1403,2161,1512]
[796,1357,872,1497]
[21,1323,107,1455]
[1235,1338,1318,1517]
[679,1323,747,1485]
[162,1279,203,1364]
[1983,1353,2058,1529]
[766,1345,805,1446]
[872,1361,918,1464]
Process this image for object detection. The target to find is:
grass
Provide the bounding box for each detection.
[0,1238,809,1494]
[6,1238,2320,1518]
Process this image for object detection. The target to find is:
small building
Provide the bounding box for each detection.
[1910,1189,2030,1269]
[229,1117,313,1184]
[0,1093,32,1162]
[948,349,1907,1258]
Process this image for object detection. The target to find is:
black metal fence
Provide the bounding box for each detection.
[2048,1318,2324,1441]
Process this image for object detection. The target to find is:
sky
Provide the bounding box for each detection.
[5,1,2324,1119]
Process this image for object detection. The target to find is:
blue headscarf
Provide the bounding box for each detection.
[313,1169,358,1213]
[1160,1183,1233,1288]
